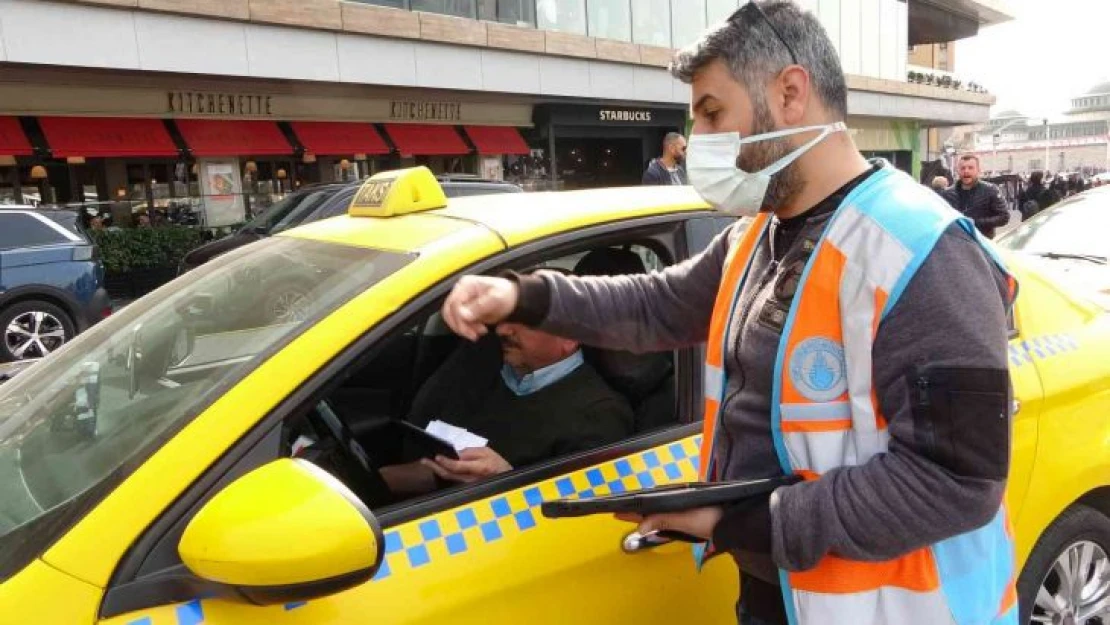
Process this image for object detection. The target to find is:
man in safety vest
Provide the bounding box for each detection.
[440,2,1016,624]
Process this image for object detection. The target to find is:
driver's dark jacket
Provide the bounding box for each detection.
[409,359,633,468]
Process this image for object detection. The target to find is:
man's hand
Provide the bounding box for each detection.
[421,447,513,484]
[616,506,724,542]
[441,276,519,341]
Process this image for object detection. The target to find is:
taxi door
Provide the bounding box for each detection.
[100,432,739,625]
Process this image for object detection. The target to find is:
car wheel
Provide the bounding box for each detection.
[1018,504,1110,624]
[0,300,76,362]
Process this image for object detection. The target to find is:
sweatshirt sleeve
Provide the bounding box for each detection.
[526,224,737,353]
[770,223,1013,570]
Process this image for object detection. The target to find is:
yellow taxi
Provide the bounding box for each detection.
[0,167,1107,625]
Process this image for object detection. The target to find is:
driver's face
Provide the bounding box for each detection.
[689,59,756,138]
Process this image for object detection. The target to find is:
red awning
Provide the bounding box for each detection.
[464,126,530,155]
[39,116,178,158]
[176,120,292,157]
[383,124,469,156]
[291,122,389,156]
[0,117,32,156]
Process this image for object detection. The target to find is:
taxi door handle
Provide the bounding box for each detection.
[1013,399,1022,416]
[621,530,702,553]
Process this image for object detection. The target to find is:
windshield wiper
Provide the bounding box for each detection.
[1035,252,1108,265]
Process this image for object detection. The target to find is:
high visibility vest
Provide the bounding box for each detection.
[699,165,1019,625]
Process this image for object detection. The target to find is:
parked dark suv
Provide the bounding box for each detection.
[0,208,111,362]
[179,177,523,273]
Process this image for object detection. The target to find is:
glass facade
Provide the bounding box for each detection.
[671,0,707,48]
[631,0,670,46]
[411,0,475,16]
[706,0,740,24]
[479,0,537,26]
[351,0,750,48]
[536,0,587,35]
[587,0,632,42]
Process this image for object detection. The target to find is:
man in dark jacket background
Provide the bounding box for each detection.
[941,153,1010,237]
[642,132,688,185]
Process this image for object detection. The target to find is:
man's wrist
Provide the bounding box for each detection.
[501,271,551,326]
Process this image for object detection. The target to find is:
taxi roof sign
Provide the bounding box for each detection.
[348,166,448,218]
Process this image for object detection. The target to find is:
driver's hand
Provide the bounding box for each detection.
[441,276,518,341]
[421,447,512,483]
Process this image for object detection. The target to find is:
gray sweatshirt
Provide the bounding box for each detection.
[533,202,1012,580]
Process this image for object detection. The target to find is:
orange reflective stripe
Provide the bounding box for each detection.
[795,469,820,482]
[997,578,1018,616]
[705,214,770,366]
[780,419,853,433]
[780,244,847,405]
[788,549,941,594]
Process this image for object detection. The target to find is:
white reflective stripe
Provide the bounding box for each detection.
[839,260,887,461]
[783,430,855,475]
[824,205,912,293]
[792,586,957,625]
[704,364,724,401]
[780,401,851,422]
[784,429,890,474]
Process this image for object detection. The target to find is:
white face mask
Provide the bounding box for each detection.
[686,121,847,217]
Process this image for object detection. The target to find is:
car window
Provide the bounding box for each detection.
[303,187,360,223]
[0,237,414,579]
[289,241,680,513]
[270,190,338,234]
[442,184,522,197]
[0,212,74,251]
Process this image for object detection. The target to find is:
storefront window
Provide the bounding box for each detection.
[706,0,739,24]
[632,0,671,46]
[478,0,535,25]
[671,0,706,48]
[0,166,18,205]
[410,0,475,17]
[587,0,632,42]
[537,0,587,35]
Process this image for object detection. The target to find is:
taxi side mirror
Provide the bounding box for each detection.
[178,458,383,605]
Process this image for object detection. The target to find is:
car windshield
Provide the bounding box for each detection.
[997,192,1110,308]
[0,236,414,577]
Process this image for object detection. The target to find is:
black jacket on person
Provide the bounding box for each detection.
[1019,183,1059,219]
[642,158,687,186]
[940,180,1010,238]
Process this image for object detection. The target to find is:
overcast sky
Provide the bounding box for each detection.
[957,0,1107,119]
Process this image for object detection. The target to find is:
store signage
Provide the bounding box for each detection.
[167,91,274,116]
[599,109,654,122]
[390,101,462,122]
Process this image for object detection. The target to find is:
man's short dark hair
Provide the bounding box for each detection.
[663,132,684,149]
[670,0,848,120]
[959,154,981,166]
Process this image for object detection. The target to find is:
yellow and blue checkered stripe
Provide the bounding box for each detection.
[1009,333,1079,368]
[373,436,702,581]
[123,437,702,623]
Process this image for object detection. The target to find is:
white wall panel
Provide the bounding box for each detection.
[246,24,339,82]
[634,66,676,103]
[481,49,542,94]
[539,56,591,96]
[818,0,842,56]
[0,0,139,69]
[589,61,636,100]
[136,13,248,76]
[860,0,881,78]
[839,0,862,75]
[414,43,483,91]
[878,0,901,80]
[337,34,417,86]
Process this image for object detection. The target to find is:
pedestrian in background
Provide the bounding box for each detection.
[1019,171,1057,220]
[941,153,1010,238]
[930,175,949,195]
[642,132,688,185]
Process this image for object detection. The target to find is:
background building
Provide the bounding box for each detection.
[972,82,1110,175]
[0,0,1010,224]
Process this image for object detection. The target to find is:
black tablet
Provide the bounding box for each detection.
[540,475,801,518]
[396,421,460,461]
